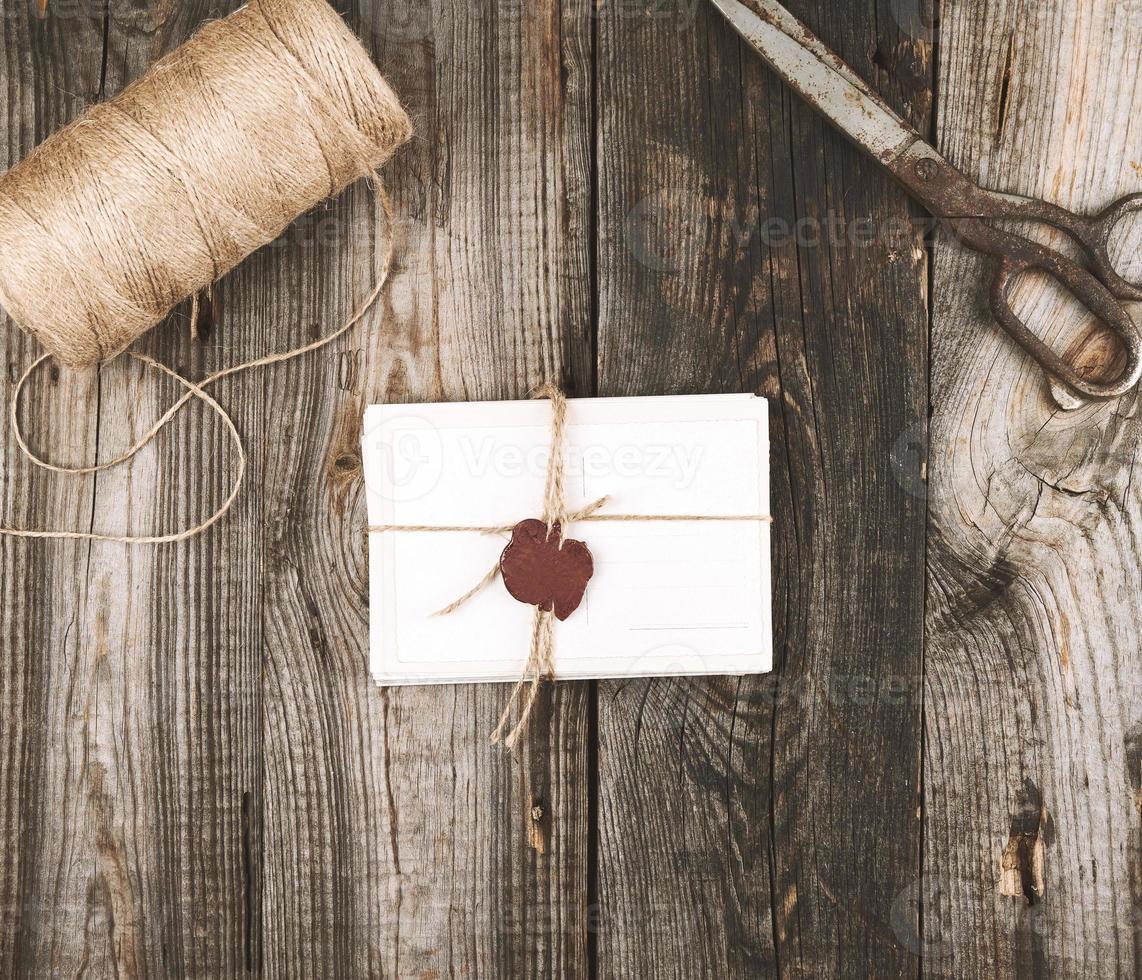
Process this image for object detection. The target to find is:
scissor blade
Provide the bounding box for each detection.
[710,0,920,163]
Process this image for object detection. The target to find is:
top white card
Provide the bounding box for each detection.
[363,392,772,685]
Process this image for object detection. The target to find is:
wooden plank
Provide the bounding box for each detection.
[593,0,931,975]
[924,0,1142,975]
[254,1,595,976]
[2,1,263,975]
[0,3,154,975]
[106,5,265,977]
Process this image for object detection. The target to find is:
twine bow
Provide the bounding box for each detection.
[369,383,773,749]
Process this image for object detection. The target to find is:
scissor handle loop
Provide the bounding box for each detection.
[988,245,1142,399]
[978,189,1142,303]
[1084,193,1142,302]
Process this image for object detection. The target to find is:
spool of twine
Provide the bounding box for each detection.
[0,0,410,365]
[0,0,412,542]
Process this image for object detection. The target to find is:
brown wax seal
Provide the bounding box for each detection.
[499,519,594,620]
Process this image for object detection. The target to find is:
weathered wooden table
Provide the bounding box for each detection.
[2,0,1140,976]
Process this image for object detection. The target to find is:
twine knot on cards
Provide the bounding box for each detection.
[369,384,774,750]
[0,0,412,543]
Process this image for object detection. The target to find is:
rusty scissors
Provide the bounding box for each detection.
[710,0,1142,401]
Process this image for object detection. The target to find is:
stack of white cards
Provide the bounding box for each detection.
[362,392,773,685]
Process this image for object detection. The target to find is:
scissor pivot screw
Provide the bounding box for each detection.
[913,158,939,181]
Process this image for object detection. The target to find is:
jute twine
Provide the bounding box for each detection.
[0,0,412,543]
[369,384,774,750]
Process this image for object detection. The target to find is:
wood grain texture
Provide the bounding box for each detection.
[4,0,595,974]
[3,0,281,974]
[256,0,596,976]
[0,2,168,975]
[924,0,1142,976]
[4,0,1142,976]
[593,0,931,976]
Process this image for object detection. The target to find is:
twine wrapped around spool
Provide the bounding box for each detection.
[0,0,412,542]
[0,0,410,366]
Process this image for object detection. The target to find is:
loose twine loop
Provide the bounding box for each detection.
[369,384,774,750]
[4,188,393,544]
[0,0,411,543]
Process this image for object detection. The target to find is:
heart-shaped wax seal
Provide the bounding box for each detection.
[499,519,594,621]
